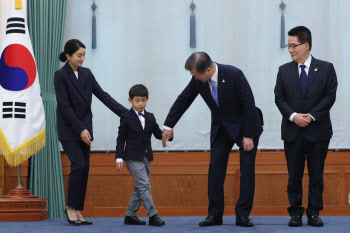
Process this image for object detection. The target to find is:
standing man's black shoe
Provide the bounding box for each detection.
[149,214,165,226]
[124,216,146,225]
[307,215,323,227]
[288,216,302,227]
[199,216,223,226]
[236,215,254,227]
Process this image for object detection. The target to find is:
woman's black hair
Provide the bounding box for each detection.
[59,39,86,62]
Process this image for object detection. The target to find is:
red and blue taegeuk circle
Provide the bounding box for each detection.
[0,44,37,91]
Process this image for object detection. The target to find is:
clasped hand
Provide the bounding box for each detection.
[162,129,174,147]
[293,113,312,127]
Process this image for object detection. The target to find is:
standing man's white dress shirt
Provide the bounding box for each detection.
[289,55,315,122]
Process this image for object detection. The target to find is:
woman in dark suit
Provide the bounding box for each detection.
[54,39,127,225]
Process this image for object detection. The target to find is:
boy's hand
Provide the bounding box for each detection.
[116,162,123,171]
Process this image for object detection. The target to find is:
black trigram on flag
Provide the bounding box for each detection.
[2,102,26,119]
[6,17,25,34]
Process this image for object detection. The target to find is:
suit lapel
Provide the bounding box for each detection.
[64,63,90,105]
[130,108,144,132]
[143,110,151,132]
[303,57,319,96]
[202,81,219,110]
[76,68,90,104]
[201,63,221,111]
[217,64,224,110]
[290,62,303,97]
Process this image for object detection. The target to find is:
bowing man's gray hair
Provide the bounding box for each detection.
[185,52,214,73]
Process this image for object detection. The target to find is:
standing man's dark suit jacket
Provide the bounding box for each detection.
[115,109,164,162]
[54,62,127,141]
[274,56,337,142]
[164,63,263,145]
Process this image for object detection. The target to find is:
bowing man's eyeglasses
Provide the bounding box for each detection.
[286,43,305,50]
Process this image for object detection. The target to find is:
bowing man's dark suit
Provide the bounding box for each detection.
[274,56,337,216]
[54,62,127,210]
[164,63,263,217]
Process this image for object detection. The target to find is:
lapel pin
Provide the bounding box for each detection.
[314,68,318,72]
[222,79,225,83]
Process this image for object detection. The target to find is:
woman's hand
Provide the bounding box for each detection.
[80,129,92,146]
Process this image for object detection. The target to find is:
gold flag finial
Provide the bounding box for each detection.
[15,0,22,10]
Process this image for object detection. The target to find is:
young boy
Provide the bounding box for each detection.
[116,84,172,226]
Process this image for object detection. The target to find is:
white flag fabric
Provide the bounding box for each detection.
[0,0,45,166]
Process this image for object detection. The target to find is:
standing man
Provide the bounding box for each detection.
[274,26,337,227]
[162,52,263,227]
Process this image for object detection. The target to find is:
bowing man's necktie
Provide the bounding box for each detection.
[300,64,307,94]
[209,79,219,107]
[138,112,144,117]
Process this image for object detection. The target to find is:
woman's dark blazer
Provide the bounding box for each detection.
[54,62,127,141]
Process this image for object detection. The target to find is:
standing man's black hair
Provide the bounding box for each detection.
[288,26,312,51]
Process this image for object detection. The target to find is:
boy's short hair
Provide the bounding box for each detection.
[129,84,149,99]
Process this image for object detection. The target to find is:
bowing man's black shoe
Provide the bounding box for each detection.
[199,216,223,226]
[288,216,302,227]
[307,215,323,227]
[124,216,146,225]
[80,220,93,225]
[149,214,165,226]
[236,215,254,227]
[64,208,81,226]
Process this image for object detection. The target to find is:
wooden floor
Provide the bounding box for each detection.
[66,151,350,216]
[2,151,350,216]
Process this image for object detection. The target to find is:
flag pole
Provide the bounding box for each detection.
[16,0,23,190]
[17,164,22,188]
